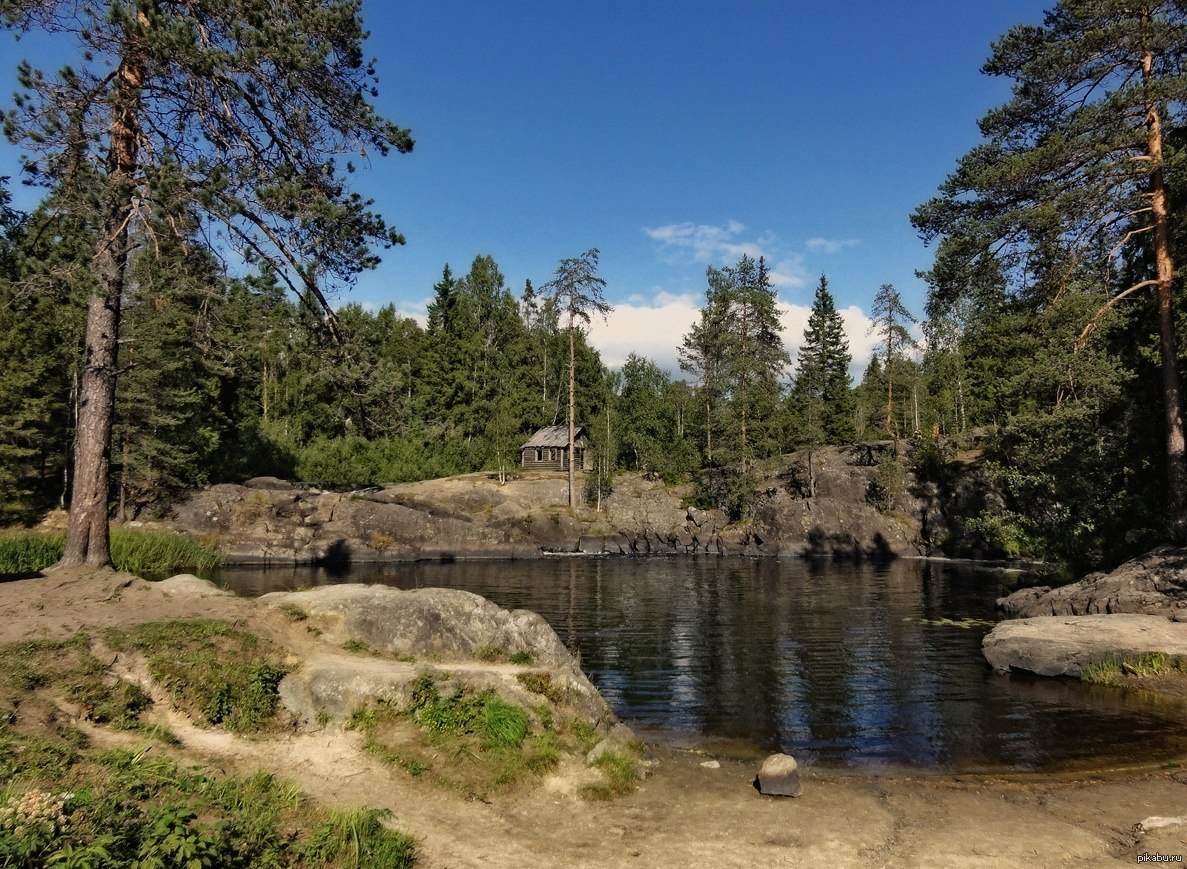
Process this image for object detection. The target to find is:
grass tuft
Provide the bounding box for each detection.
[1081,652,1187,685]
[351,673,574,795]
[582,749,640,801]
[0,528,223,576]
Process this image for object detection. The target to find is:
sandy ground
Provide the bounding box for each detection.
[3,568,1187,868]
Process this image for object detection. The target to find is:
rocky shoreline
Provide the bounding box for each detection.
[984,547,1187,681]
[168,447,929,564]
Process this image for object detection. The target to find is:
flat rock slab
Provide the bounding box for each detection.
[982,614,1187,677]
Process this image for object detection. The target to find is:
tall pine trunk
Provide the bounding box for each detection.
[59,41,143,568]
[567,310,577,508]
[1143,44,1187,541]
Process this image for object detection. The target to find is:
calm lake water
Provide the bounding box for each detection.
[206,557,1187,773]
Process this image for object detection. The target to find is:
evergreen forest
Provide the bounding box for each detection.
[2,0,1187,575]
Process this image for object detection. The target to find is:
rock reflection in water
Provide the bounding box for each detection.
[208,557,1187,772]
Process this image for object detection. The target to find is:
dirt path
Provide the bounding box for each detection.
[3,569,1186,868]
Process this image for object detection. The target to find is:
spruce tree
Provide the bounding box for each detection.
[791,275,854,445]
[114,213,225,519]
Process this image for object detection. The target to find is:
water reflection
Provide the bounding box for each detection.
[208,557,1187,772]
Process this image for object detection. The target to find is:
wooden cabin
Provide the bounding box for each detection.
[520,424,589,471]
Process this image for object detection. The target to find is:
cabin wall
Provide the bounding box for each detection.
[519,441,589,471]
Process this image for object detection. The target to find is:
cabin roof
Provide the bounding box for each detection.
[521,424,585,449]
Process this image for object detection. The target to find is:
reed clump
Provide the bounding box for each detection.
[0,528,223,576]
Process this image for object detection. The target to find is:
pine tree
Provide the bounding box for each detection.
[680,255,789,471]
[911,0,1187,539]
[3,0,413,566]
[727,256,790,469]
[542,249,612,508]
[869,284,917,453]
[679,281,732,464]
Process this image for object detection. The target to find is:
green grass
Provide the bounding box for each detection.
[277,603,308,622]
[516,672,566,704]
[106,620,291,733]
[349,673,570,796]
[0,528,224,576]
[0,631,415,867]
[474,645,504,662]
[582,749,640,801]
[1080,652,1187,685]
[0,741,417,868]
[0,634,156,735]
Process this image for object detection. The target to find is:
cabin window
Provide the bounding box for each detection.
[550,448,557,461]
[535,448,542,461]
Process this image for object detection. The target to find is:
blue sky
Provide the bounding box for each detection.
[0,1,1051,373]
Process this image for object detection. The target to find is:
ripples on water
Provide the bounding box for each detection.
[209,557,1187,773]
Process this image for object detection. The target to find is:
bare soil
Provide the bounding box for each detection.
[3,568,1186,868]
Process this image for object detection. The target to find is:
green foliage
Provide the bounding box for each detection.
[867,452,905,514]
[912,0,1187,559]
[0,634,152,732]
[113,217,228,520]
[516,672,565,704]
[0,529,223,576]
[481,697,529,749]
[693,466,759,522]
[0,630,417,869]
[681,255,789,470]
[0,742,415,869]
[350,673,578,795]
[0,199,86,524]
[0,530,64,574]
[108,529,224,576]
[107,621,289,734]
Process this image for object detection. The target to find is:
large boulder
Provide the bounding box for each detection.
[263,584,617,728]
[982,614,1187,677]
[262,584,571,666]
[998,547,1187,620]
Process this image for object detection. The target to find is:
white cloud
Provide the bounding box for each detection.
[643,220,765,264]
[644,220,819,290]
[768,254,807,289]
[805,237,859,255]
[586,292,701,373]
[586,292,877,382]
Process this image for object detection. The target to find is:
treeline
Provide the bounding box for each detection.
[0,181,882,525]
